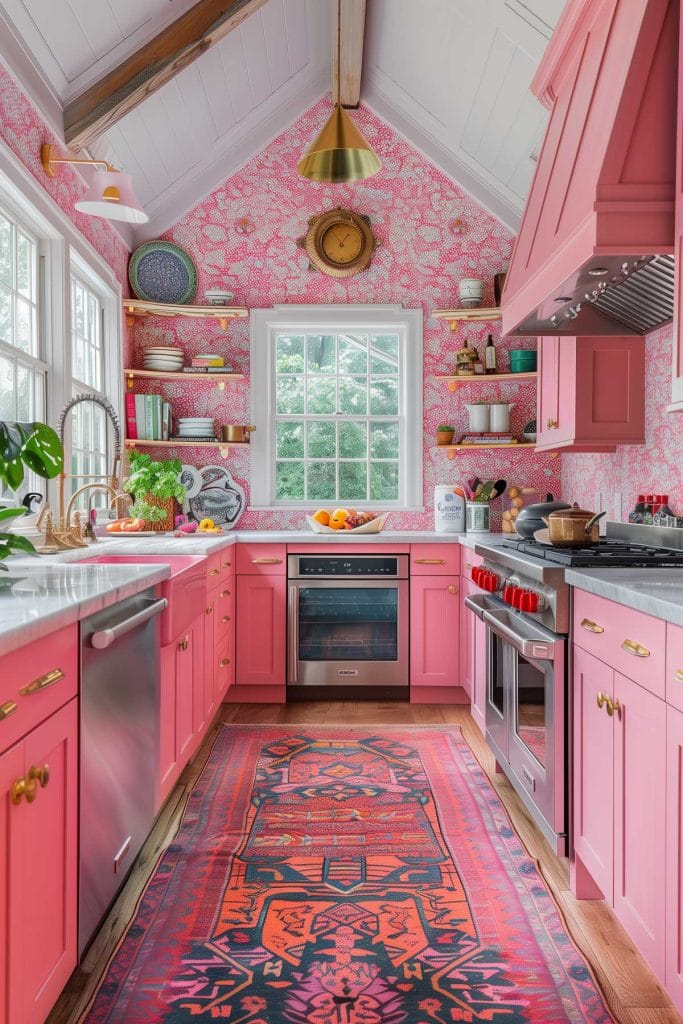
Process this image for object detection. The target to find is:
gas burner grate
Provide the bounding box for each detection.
[499,537,683,568]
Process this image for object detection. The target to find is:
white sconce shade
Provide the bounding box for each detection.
[74,170,148,224]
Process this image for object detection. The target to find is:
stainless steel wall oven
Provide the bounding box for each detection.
[287,554,409,698]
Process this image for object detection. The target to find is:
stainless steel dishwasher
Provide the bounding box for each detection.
[79,587,167,955]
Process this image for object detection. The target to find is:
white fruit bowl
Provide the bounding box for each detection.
[306,513,388,535]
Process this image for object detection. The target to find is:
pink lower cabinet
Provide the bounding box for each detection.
[1,699,78,1024]
[158,619,201,808]
[459,580,475,700]
[410,575,462,701]
[666,705,683,1012]
[234,574,287,696]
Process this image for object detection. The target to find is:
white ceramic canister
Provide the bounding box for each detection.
[434,485,466,533]
[465,403,490,432]
[458,278,484,307]
[489,402,514,433]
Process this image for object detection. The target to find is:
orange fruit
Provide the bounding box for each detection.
[330,508,349,529]
[328,518,346,530]
[313,509,331,526]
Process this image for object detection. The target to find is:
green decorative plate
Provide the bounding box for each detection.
[128,241,198,304]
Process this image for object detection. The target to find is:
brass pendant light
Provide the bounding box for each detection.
[297,1,381,183]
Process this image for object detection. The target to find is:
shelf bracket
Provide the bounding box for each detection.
[447,380,458,393]
[126,372,135,391]
[218,444,230,459]
[447,450,457,461]
[216,380,226,391]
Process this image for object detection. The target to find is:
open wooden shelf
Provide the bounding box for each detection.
[125,368,244,391]
[124,300,248,330]
[124,439,249,456]
[434,371,537,391]
[433,307,502,331]
[436,442,537,460]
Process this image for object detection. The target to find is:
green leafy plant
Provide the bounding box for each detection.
[437,424,454,432]
[123,452,186,522]
[0,420,64,568]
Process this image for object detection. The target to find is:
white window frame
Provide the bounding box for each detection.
[250,305,423,510]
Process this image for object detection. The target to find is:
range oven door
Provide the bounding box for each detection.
[288,579,409,688]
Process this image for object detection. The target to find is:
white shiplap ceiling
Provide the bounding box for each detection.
[0,0,564,243]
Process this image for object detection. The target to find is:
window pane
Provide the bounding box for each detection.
[16,297,35,354]
[306,377,336,414]
[339,334,367,374]
[339,461,367,501]
[339,421,367,458]
[307,420,335,458]
[276,376,305,414]
[307,461,336,501]
[307,334,335,373]
[0,217,11,286]
[371,462,399,501]
[338,376,367,415]
[0,285,12,346]
[276,461,304,500]
[370,422,400,459]
[0,354,14,419]
[276,421,304,459]
[16,232,34,300]
[276,335,304,373]
[370,334,399,374]
[15,364,31,420]
[369,378,399,415]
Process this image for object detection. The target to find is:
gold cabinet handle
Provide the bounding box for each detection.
[0,700,17,720]
[675,669,683,683]
[546,418,559,429]
[178,637,189,652]
[222,560,231,568]
[221,589,231,597]
[208,568,220,577]
[581,618,604,634]
[621,638,650,658]
[251,558,282,564]
[221,615,231,623]
[206,604,213,615]
[597,691,607,709]
[219,658,231,668]
[19,668,65,696]
[606,697,622,719]
[11,776,29,805]
[465,563,472,570]
[28,763,49,789]
[414,558,446,565]
[447,585,458,594]
[10,764,49,805]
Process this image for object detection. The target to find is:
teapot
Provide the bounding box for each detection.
[541,504,606,547]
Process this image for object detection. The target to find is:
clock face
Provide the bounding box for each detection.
[320,222,364,265]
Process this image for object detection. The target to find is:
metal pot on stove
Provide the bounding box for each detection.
[541,504,607,547]
[513,494,571,538]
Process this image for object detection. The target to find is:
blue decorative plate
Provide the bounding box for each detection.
[128,241,197,304]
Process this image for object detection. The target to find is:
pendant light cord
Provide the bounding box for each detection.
[335,0,341,106]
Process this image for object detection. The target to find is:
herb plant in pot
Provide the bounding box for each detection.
[123,452,186,531]
[436,424,455,446]
[0,420,64,566]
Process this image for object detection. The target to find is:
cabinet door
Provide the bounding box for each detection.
[459,580,476,699]
[410,576,460,687]
[236,576,287,686]
[472,613,488,736]
[666,705,683,1011]
[572,646,614,901]
[6,701,78,1024]
[176,631,195,765]
[191,617,207,747]
[536,336,563,447]
[203,601,216,724]
[158,642,178,808]
[613,672,667,983]
[0,737,24,1024]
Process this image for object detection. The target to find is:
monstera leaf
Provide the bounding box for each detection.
[0,421,63,489]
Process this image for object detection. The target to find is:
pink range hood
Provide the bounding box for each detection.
[502,0,678,337]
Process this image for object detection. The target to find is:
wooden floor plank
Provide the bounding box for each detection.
[46,701,682,1024]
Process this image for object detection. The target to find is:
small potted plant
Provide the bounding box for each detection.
[436,424,455,446]
[0,420,64,564]
[123,452,186,531]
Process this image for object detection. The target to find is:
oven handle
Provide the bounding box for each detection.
[464,593,496,620]
[482,608,560,661]
[288,585,299,684]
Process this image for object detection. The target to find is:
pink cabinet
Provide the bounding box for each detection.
[157,618,202,808]
[666,623,683,712]
[410,576,460,692]
[459,579,475,700]
[536,335,645,452]
[1,699,78,1024]
[410,544,460,576]
[235,575,286,689]
[666,705,683,1012]
[236,543,286,575]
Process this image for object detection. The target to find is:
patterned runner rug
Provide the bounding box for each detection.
[82,726,614,1023]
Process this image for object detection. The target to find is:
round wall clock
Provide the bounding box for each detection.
[299,207,378,278]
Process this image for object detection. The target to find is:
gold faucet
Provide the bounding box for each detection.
[64,484,133,540]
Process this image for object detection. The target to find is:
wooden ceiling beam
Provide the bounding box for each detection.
[63,0,269,150]
[335,0,367,108]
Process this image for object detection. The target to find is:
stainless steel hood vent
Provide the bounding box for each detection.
[590,255,674,334]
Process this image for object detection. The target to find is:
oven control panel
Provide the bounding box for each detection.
[292,556,408,578]
[471,564,548,614]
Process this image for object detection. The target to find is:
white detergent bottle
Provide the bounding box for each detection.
[434,485,466,533]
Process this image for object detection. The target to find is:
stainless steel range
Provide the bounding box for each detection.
[465,528,683,856]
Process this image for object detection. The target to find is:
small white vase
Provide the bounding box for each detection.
[465,403,490,432]
[459,278,484,308]
[489,402,514,433]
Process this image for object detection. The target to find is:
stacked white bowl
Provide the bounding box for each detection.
[176,417,215,438]
[143,346,185,372]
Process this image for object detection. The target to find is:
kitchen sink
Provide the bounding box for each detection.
[80,555,208,644]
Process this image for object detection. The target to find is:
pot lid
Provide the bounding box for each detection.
[547,503,596,520]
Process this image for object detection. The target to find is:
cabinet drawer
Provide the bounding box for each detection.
[236,543,286,575]
[666,623,683,713]
[215,641,235,696]
[573,590,666,698]
[410,544,460,576]
[0,625,78,754]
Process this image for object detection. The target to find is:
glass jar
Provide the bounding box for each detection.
[466,501,490,532]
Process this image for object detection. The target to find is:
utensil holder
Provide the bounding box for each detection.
[466,501,490,532]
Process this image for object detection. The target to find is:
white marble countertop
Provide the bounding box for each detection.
[565,568,683,627]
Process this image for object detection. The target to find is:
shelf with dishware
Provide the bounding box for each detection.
[125,368,244,392]
[124,300,248,330]
[433,307,502,331]
[124,438,249,457]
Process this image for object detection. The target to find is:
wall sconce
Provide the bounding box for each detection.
[41,143,149,224]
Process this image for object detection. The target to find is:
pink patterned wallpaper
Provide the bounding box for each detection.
[561,324,683,518]
[0,64,129,286]
[132,97,561,530]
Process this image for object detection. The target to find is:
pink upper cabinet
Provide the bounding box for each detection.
[502,0,678,338]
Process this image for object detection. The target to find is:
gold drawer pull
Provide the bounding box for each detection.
[208,568,220,576]
[28,763,50,789]
[606,697,622,719]
[622,638,650,658]
[206,604,213,615]
[251,557,282,565]
[597,691,607,709]
[0,700,17,720]
[178,637,189,652]
[447,585,458,594]
[221,615,231,624]
[221,589,231,598]
[676,669,683,683]
[11,763,49,804]
[19,668,65,696]
[465,563,472,570]
[219,658,231,668]
[581,618,604,634]
[414,558,446,565]
[546,418,559,429]
[222,560,231,568]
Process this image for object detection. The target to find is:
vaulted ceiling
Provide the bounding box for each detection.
[0,0,564,245]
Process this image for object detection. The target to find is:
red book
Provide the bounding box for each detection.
[125,391,137,440]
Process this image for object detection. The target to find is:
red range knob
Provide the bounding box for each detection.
[472,566,483,585]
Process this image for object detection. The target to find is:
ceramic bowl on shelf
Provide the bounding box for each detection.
[458,278,484,308]
[204,288,235,306]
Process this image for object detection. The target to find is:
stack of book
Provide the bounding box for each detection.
[457,432,519,446]
[125,393,172,441]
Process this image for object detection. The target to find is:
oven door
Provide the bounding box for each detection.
[288,579,409,687]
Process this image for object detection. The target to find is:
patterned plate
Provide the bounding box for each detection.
[186,465,245,529]
[128,241,197,304]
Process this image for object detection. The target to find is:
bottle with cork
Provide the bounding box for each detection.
[485,334,497,374]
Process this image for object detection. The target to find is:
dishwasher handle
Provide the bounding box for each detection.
[464,593,496,620]
[482,608,560,662]
[90,597,168,650]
